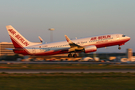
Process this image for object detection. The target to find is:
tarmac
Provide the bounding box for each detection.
[0,69,135,73]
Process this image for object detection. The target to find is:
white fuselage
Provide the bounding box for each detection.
[21,34,130,56]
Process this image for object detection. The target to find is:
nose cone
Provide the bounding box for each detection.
[126,36,131,41]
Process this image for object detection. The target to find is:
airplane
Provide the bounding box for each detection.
[6,25,130,57]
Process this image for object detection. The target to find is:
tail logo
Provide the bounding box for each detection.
[9,29,29,46]
[9,29,16,35]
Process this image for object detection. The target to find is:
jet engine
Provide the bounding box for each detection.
[84,45,97,53]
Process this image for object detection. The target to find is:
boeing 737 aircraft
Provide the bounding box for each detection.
[6,25,130,57]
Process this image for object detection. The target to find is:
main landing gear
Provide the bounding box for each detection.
[118,46,121,50]
[68,53,77,58]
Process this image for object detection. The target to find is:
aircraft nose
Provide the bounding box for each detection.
[127,36,131,41]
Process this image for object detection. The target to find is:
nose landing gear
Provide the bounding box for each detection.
[118,46,121,50]
[118,43,125,50]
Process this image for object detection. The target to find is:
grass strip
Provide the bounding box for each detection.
[0,73,135,90]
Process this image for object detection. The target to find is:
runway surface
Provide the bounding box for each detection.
[0,61,132,64]
[0,69,135,73]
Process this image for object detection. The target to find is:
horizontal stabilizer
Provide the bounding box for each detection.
[6,48,24,51]
[6,48,14,50]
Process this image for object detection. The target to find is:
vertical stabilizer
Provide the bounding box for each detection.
[6,25,31,48]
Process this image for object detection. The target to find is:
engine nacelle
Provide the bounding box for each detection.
[84,45,97,53]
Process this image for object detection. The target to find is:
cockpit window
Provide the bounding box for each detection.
[122,35,126,37]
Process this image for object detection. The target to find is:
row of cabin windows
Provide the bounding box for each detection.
[41,38,112,48]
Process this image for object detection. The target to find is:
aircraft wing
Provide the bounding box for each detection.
[65,35,84,52]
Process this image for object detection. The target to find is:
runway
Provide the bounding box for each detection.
[0,69,135,73]
[0,61,132,65]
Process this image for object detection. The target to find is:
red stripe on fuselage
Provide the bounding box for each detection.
[95,38,129,48]
[32,49,69,56]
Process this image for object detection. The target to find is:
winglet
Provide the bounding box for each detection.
[38,36,45,44]
[38,36,43,42]
[65,35,73,44]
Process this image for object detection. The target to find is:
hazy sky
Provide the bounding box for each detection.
[0,0,135,53]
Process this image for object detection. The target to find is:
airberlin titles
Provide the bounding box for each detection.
[8,29,29,46]
[90,35,112,43]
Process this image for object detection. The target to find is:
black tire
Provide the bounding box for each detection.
[68,53,72,57]
[118,47,121,50]
[73,54,77,58]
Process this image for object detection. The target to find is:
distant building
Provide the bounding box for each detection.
[0,42,15,56]
[120,48,134,62]
[126,48,133,61]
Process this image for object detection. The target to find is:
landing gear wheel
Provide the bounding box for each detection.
[73,54,77,58]
[118,46,121,50]
[68,53,72,57]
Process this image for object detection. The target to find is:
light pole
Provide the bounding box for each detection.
[49,28,55,42]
